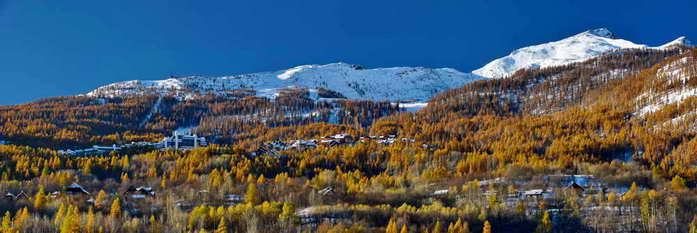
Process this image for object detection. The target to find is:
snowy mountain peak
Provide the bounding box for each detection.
[659,36,693,48]
[582,28,614,38]
[472,28,645,78]
[470,28,692,79]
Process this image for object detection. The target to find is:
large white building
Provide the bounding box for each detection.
[161,132,207,150]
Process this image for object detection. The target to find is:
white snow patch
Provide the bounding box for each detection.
[399,102,428,111]
[277,65,315,80]
[638,56,697,115]
[138,95,162,127]
[174,126,197,135]
[639,88,697,115]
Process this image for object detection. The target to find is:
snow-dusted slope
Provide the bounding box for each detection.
[473,28,692,79]
[637,55,697,116]
[87,63,481,102]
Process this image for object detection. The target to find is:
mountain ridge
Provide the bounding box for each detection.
[86,28,693,103]
[86,62,482,102]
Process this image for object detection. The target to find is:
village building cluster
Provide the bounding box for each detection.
[4,183,93,204]
[2,183,163,214]
[297,174,638,225]
[3,182,252,213]
[431,175,633,214]
[2,172,646,229]
[22,130,425,157]
[252,133,420,157]
[58,131,207,156]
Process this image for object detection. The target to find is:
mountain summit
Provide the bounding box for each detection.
[472,28,691,79]
[659,36,693,48]
[584,28,614,38]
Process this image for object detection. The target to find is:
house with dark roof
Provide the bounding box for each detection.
[65,183,90,195]
[4,191,29,201]
[568,182,585,193]
[124,186,156,199]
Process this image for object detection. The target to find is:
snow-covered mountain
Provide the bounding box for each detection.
[87,62,482,102]
[87,28,692,102]
[473,28,692,78]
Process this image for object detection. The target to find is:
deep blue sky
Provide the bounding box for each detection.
[1,0,695,105]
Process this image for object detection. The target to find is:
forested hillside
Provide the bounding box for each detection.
[2,47,697,233]
[0,88,398,149]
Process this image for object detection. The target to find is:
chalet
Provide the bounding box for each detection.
[48,191,61,198]
[377,138,396,145]
[4,191,29,201]
[253,141,291,156]
[545,175,600,188]
[318,187,335,196]
[297,206,350,225]
[297,207,318,224]
[288,140,318,150]
[224,194,245,205]
[433,189,449,196]
[176,201,194,209]
[327,134,354,144]
[479,178,504,186]
[65,183,90,195]
[319,139,340,147]
[567,182,585,193]
[124,186,156,199]
[520,189,546,199]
